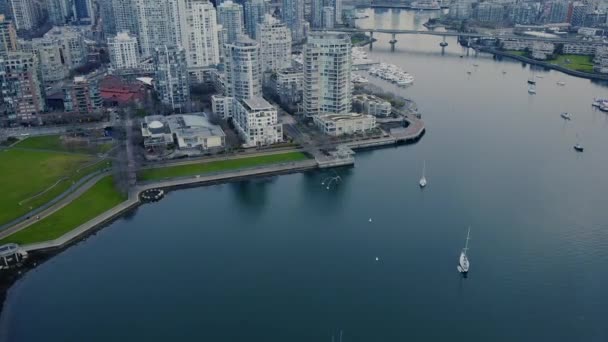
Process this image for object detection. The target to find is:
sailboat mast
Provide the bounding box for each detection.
[422,161,426,178]
[464,227,471,254]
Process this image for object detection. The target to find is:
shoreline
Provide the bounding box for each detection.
[482,48,608,82]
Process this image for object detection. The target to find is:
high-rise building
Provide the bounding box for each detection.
[0,52,44,124]
[256,15,291,73]
[543,1,569,23]
[232,96,283,147]
[303,32,351,117]
[282,0,305,41]
[584,11,607,27]
[0,15,17,57]
[217,0,244,44]
[32,26,88,83]
[311,0,324,29]
[135,0,180,57]
[509,2,538,25]
[322,6,334,28]
[63,76,103,115]
[113,0,140,35]
[244,0,267,39]
[176,0,220,69]
[224,35,261,100]
[449,0,475,20]
[108,31,140,70]
[474,2,505,23]
[153,45,191,112]
[333,0,342,24]
[46,0,71,25]
[569,2,590,26]
[74,0,94,24]
[9,0,39,31]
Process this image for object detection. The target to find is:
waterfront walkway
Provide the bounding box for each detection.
[19,159,318,252]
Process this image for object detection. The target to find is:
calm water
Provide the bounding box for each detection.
[2,9,608,342]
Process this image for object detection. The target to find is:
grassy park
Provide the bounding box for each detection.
[138,152,309,181]
[548,54,595,73]
[14,134,114,154]
[0,149,97,226]
[0,176,126,245]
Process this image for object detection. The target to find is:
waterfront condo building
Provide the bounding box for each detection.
[256,15,292,73]
[107,31,140,71]
[0,52,45,125]
[233,96,283,147]
[153,45,191,112]
[224,35,262,100]
[303,32,352,117]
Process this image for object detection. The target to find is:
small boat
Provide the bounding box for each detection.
[502,70,507,74]
[528,86,536,94]
[419,161,427,188]
[560,112,572,120]
[457,227,471,274]
[460,55,464,58]
[527,79,536,85]
[557,81,566,86]
[574,144,584,152]
[535,75,544,79]
[467,70,472,74]
[472,63,479,67]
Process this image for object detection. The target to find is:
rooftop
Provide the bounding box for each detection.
[241,96,273,111]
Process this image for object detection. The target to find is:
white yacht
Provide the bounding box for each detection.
[457,227,471,274]
[560,112,572,120]
[419,161,427,188]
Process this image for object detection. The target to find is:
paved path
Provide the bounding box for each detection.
[21,159,318,251]
[0,172,110,240]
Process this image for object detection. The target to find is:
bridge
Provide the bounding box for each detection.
[322,28,589,51]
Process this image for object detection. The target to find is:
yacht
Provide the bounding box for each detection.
[528,79,536,94]
[560,112,572,120]
[457,227,471,274]
[419,161,427,188]
[574,144,584,152]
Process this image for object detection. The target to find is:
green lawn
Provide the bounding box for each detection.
[15,134,114,154]
[0,149,95,226]
[138,152,309,181]
[549,54,595,73]
[0,176,126,245]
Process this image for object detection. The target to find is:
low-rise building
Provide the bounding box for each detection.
[530,41,555,60]
[594,46,608,73]
[232,96,283,147]
[501,39,533,51]
[563,42,597,55]
[313,113,376,136]
[211,95,234,119]
[352,94,391,117]
[141,113,226,151]
[99,75,147,107]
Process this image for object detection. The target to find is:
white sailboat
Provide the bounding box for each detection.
[419,161,427,188]
[457,227,471,274]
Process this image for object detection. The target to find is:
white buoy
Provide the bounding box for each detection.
[369,218,372,222]
[375,257,379,261]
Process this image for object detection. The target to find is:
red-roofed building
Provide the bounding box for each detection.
[99,75,148,107]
